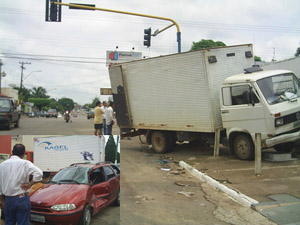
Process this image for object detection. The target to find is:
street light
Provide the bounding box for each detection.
[23,70,42,81]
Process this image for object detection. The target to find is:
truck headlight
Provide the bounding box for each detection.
[275,118,284,127]
[51,204,76,211]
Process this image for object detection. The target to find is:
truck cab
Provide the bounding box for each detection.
[221,66,300,160]
[0,97,20,130]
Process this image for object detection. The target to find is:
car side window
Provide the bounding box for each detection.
[110,165,120,175]
[90,168,106,185]
[103,166,116,180]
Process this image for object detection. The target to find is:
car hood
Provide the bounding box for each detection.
[30,184,90,207]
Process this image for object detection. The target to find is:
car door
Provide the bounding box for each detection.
[103,166,119,203]
[89,167,110,211]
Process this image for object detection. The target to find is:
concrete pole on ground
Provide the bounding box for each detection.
[255,133,262,175]
[213,128,221,157]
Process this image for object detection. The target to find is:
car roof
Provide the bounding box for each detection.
[69,162,113,168]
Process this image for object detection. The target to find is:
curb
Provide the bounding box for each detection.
[179,161,258,208]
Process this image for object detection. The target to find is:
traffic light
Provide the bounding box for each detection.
[45,0,62,22]
[143,28,151,48]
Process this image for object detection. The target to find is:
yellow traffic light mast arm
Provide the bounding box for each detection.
[52,1,182,52]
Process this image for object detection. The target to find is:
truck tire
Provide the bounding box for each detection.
[274,142,294,153]
[151,131,168,153]
[233,134,254,160]
[15,119,20,128]
[79,205,91,225]
[6,119,11,130]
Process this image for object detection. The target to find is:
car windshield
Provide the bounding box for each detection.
[0,100,11,109]
[257,73,300,105]
[51,167,90,184]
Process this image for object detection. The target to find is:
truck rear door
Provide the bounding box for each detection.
[108,65,131,127]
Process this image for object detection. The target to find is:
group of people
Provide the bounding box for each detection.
[94,100,115,136]
[0,144,43,225]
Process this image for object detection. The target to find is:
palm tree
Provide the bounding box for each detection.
[31,86,49,98]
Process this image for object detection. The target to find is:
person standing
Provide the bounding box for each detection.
[0,144,43,225]
[94,101,104,136]
[101,101,108,135]
[105,102,114,135]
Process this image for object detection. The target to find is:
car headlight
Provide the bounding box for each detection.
[51,204,76,211]
[275,118,284,127]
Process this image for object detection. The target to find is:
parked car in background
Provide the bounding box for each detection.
[30,162,120,225]
[37,111,46,117]
[0,96,20,130]
[87,109,94,119]
[46,109,58,118]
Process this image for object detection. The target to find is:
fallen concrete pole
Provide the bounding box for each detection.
[179,161,258,208]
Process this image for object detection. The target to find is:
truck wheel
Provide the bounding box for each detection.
[151,131,168,153]
[6,119,12,130]
[15,119,20,128]
[233,134,254,160]
[274,142,294,153]
[79,205,91,225]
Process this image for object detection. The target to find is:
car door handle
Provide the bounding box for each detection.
[221,110,229,114]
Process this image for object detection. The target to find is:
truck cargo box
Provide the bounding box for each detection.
[34,135,105,172]
[109,44,254,133]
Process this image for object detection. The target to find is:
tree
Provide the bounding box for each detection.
[105,135,119,163]
[295,47,300,57]
[28,98,51,111]
[57,98,74,111]
[31,86,49,98]
[254,56,262,62]
[91,97,100,108]
[190,39,226,51]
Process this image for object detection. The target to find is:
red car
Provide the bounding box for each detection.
[29,162,120,225]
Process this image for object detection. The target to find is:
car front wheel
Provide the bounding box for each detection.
[114,190,120,206]
[79,205,91,225]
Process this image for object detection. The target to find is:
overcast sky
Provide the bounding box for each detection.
[0,0,299,105]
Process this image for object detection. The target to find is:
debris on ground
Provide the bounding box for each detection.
[161,168,171,171]
[174,182,188,187]
[177,191,194,197]
[134,195,155,201]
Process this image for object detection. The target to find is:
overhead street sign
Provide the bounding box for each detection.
[100,88,112,95]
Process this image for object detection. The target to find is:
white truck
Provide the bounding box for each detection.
[34,135,106,173]
[109,44,300,160]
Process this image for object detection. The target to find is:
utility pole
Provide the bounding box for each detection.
[19,61,31,97]
[0,59,3,93]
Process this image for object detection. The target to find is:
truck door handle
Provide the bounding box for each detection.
[221,110,229,114]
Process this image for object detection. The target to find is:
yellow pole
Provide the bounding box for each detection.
[52,1,182,52]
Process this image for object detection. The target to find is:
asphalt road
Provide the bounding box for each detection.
[0,113,119,135]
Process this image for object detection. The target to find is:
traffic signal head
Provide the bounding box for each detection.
[45,0,62,22]
[143,28,151,48]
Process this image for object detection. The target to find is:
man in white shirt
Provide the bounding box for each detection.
[105,102,114,135]
[101,101,108,135]
[0,144,43,225]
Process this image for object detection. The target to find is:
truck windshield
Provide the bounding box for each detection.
[257,73,300,105]
[51,167,90,184]
[0,99,11,109]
